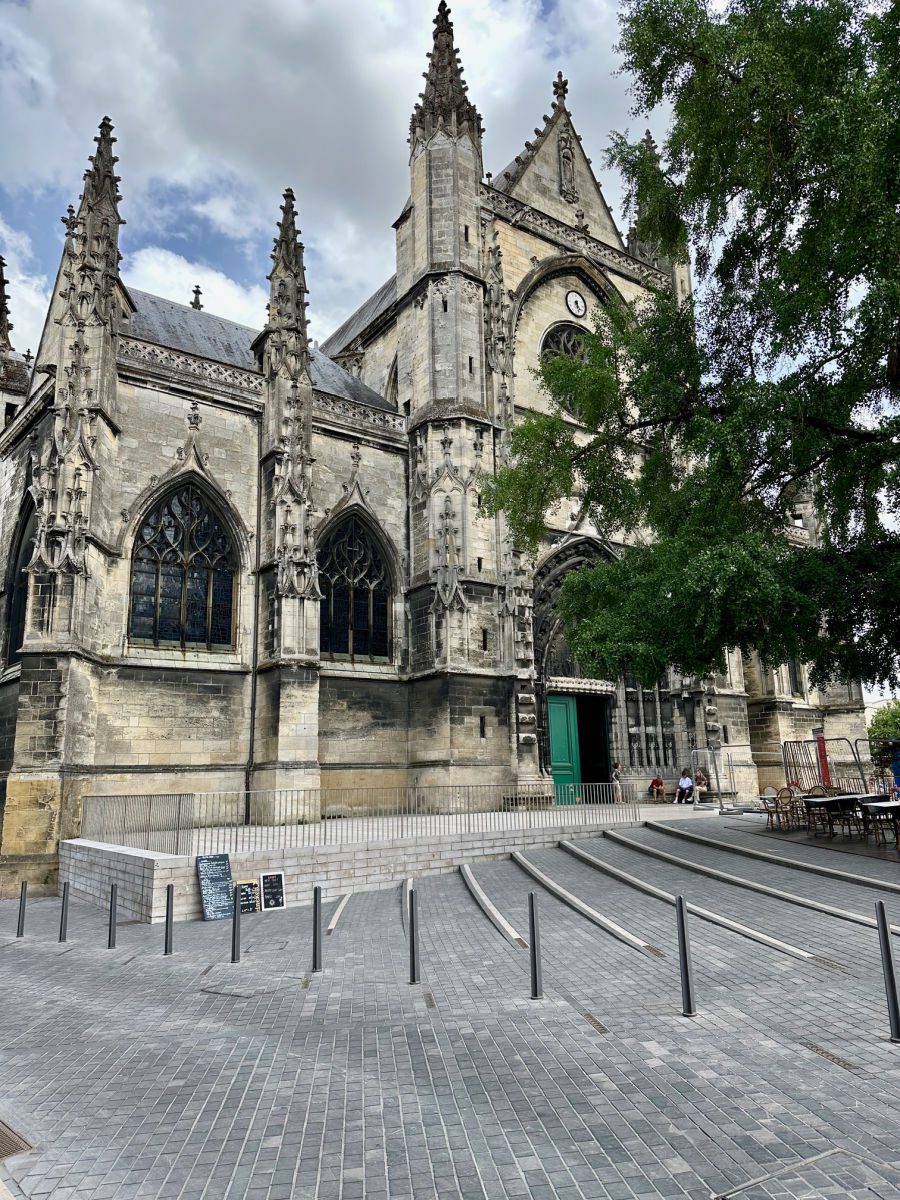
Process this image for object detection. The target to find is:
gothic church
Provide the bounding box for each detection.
[0,3,865,886]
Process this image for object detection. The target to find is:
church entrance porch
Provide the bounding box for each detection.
[546,693,612,795]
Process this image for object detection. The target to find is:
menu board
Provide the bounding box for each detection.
[260,871,286,911]
[237,879,260,914]
[196,854,233,921]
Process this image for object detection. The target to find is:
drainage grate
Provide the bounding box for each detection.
[0,1120,31,1162]
[423,990,437,1010]
[581,1011,608,1035]
[798,1040,860,1073]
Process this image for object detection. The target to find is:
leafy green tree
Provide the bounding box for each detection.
[486,0,900,687]
[868,699,900,743]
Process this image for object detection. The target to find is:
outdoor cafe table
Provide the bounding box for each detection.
[802,794,867,836]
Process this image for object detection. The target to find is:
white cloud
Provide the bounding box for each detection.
[122,247,268,332]
[0,0,646,341]
[0,218,52,357]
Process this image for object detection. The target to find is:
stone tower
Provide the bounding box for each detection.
[395,1,517,787]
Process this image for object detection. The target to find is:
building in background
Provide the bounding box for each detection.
[0,2,866,886]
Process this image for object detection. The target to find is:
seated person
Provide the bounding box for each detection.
[694,768,707,800]
[674,769,694,804]
[648,773,665,802]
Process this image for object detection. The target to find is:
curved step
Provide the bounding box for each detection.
[459,864,527,949]
[510,850,664,958]
[560,839,820,963]
[645,820,900,894]
[605,829,900,935]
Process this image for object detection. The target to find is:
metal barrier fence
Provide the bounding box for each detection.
[80,781,639,855]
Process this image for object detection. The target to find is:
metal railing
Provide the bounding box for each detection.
[80,781,639,856]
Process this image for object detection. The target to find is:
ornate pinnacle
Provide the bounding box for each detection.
[410,1,483,146]
[263,188,310,377]
[79,116,123,221]
[271,187,305,278]
[190,285,203,310]
[552,71,568,105]
[0,256,12,353]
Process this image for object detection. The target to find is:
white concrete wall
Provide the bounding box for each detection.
[59,811,646,923]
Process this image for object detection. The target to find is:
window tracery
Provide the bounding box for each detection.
[128,484,237,650]
[540,322,589,363]
[6,505,37,665]
[318,516,391,660]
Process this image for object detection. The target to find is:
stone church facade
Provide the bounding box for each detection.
[0,2,865,886]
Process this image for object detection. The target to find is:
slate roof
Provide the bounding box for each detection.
[125,288,394,412]
[320,275,397,358]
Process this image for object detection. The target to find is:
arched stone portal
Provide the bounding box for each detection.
[532,538,681,792]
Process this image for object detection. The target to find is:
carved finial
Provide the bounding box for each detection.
[0,256,12,353]
[553,70,568,104]
[187,399,202,429]
[24,348,33,366]
[190,285,203,310]
[410,2,483,147]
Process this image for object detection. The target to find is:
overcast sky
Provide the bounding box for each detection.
[0,0,658,355]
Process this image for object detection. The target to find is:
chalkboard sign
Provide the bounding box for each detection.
[260,871,286,911]
[196,854,233,921]
[237,879,260,914]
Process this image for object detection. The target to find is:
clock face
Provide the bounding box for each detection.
[566,290,587,318]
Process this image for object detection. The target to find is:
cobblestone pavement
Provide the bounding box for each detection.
[2,817,900,1199]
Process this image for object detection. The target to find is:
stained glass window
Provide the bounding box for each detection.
[6,506,37,665]
[129,484,237,650]
[318,516,391,660]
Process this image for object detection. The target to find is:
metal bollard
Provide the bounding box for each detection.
[676,895,696,1017]
[528,892,542,1000]
[875,900,900,1043]
[59,881,69,944]
[107,883,117,949]
[409,888,420,984]
[231,884,240,964]
[164,883,174,956]
[312,885,322,973]
[16,881,27,938]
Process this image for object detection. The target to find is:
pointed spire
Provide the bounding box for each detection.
[263,188,310,378]
[0,256,12,353]
[60,117,124,326]
[627,131,667,270]
[79,117,123,221]
[410,1,482,147]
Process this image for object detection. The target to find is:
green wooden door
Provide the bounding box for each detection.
[547,695,581,803]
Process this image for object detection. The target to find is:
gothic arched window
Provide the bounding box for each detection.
[318,515,391,660]
[6,505,38,665]
[541,322,590,363]
[128,484,237,650]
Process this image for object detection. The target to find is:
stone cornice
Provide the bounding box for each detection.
[481,185,671,290]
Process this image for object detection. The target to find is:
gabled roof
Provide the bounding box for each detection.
[124,288,394,412]
[320,275,397,358]
[492,72,624,250]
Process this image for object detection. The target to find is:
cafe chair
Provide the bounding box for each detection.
[804,797,833,838]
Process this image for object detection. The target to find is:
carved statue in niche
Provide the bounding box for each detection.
[558,131,577,203]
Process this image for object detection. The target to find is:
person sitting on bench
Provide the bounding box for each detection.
[694,768,707,801]
[674,769,694,804]
[648,772,665,802]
